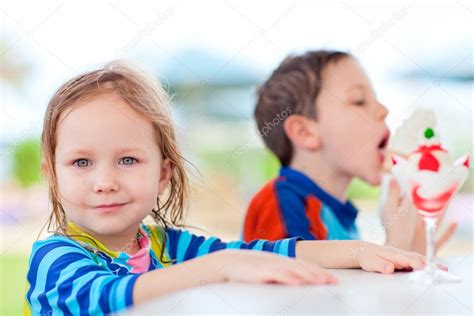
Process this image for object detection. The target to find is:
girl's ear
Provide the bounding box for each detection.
[41,160,49,178]
[283,114,321,150]
[158,158,173,195]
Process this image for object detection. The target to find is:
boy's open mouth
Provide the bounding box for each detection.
[377,130,390,162]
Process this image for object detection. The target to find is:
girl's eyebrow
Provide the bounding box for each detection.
[63,147,146,156]
[117,147,147,154]
[62,148,93,156]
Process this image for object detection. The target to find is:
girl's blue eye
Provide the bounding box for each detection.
[74,159,90,168]
[120,157,138,165]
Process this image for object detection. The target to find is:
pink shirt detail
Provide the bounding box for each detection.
[127,227,151,273]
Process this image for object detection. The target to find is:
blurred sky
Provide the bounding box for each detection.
[1,0,472,145]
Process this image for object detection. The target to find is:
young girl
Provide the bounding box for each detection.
[25,61,433,315]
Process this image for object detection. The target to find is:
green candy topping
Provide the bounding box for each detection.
[424,127,435,139]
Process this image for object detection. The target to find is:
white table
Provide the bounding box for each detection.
[124,256,473,315]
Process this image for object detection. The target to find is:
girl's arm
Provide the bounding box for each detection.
[134,226,443,306]
[133,249,336,305]
[27,237,333,314]
[133,251,224,304]
[134,239,445,305]
[295,240,446,273]
[296,240,361,269]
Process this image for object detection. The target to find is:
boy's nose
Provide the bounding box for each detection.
[376,102,389,120]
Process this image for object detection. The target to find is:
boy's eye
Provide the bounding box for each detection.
[120,157,138,165]
[353,99,365,106]
[73,159,90,168]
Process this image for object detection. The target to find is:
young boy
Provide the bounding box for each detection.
[243,50,455,251]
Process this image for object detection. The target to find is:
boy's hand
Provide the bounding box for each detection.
[355,242,448,274]
[381,177,457,253]
[410,213,458,254]
[217,250,338,285]
[382,178,417,250]
[381,178,417,250]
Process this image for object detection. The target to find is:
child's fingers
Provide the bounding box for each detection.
[295,260,339,284]
[281,261,332,285]
[270,256,338,285]
[437,263,449,271]
[377,250,425,271]
[254,253,336,285]
[379,249,450,273]
[262,268,304,285]
[276,265,336,286]
[390,255,448,272]
[396,255,448,271]
[286,267,322,285]
[269,261,320,285]
[435,222,458,251]
[362,252,395,274]
[411,255,447,271]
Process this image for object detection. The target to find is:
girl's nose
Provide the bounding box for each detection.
[92,169,119,193]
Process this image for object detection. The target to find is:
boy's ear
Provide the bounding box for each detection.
[283,115,321,150]
[158,158,173,195]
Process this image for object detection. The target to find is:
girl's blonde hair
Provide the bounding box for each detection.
[40,61,189,258]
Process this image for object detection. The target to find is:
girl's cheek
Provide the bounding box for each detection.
[57,170,87,194]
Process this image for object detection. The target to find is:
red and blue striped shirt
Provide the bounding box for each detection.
[243,167,359,242]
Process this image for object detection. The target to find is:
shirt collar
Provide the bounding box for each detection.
[66,221,152,273]
[279,166,358,229]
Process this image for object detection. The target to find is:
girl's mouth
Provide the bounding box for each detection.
[96,202,127,213]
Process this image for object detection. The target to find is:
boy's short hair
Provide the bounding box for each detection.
[255,50,350,166]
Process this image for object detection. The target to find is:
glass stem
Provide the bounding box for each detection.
[424,216,437,271]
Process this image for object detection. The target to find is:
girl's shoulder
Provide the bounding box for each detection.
[29,234,94,263]
[32,234,88,249]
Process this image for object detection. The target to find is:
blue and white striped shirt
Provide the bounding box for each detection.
[25,223,300,315]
